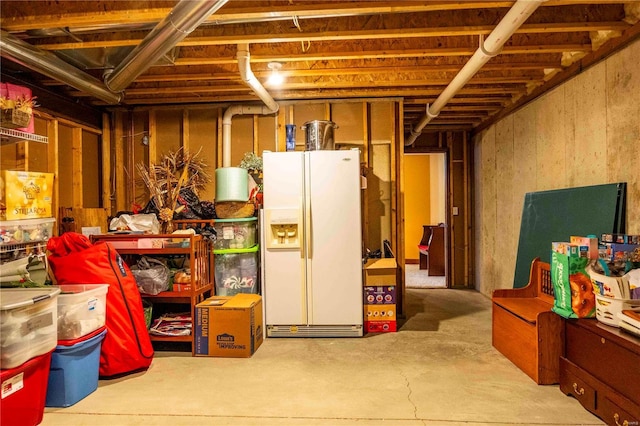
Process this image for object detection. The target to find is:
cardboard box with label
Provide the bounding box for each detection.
[194,294,263,358]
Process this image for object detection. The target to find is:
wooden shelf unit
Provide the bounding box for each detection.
[91,233,214,353]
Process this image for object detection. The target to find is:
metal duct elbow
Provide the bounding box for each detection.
[104,0,229,93]
[0,30,122,104]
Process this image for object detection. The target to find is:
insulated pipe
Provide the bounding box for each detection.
[0,30,122,104]
[104,0,228,93]
[405,0,546,145]
[221,44,279,167]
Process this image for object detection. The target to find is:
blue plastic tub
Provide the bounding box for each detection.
[45,328,107,407]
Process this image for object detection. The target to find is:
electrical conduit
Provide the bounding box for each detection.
[405,0,547,145]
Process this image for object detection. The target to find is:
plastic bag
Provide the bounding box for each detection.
[109,213,160,234]
[131,256,170,295]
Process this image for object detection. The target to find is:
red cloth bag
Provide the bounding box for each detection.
[47,232,154,378]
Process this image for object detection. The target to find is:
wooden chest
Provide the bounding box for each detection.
[560,319,640,425]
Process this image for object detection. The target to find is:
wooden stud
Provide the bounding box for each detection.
[47,119,59,234]
[101,113,112,214]
[72,127,83,209]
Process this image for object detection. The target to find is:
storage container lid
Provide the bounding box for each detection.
[215,217,257,223]
[0,287,61,311]
[214,244,259,255]
[56,326,107,348]
[0,217,56,226]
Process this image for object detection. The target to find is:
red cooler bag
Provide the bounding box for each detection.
[47,232,154,378]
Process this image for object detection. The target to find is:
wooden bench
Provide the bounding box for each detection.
[418,224,445,276]
[492,257,563,385]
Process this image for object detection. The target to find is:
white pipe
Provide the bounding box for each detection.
[405,0,546,145]
[221,44,279,167]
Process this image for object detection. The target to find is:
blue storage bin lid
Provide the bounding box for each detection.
[55,328,107,351]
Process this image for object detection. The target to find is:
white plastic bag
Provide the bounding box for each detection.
[109,213,160,234]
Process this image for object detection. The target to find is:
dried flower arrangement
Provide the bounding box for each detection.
[136,147,210,233]
[0,95,38,128]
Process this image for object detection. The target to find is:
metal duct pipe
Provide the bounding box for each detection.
[221,44,279,167]
[0,30,122,104]
[405,0,546,145]
[104,0,228,93]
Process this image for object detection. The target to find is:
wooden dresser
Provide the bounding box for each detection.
[560,319,640,425]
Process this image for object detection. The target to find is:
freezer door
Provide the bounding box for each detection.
[262,151,307,325]
[306,150,363,325]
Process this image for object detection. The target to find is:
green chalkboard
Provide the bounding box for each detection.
[513,183,626,288]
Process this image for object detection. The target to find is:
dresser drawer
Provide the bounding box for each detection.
[599,395,640,426]
[559,358,596,412]
[565,321,640,400]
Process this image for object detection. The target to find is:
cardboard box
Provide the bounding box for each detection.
[364,258,397,286]
[364,320,397,333]
[364,286,396,304]
[364,304,396,321]
[194,294,263,358]
[1,171,54,220]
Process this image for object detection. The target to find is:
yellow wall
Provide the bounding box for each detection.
[404,154,431,260]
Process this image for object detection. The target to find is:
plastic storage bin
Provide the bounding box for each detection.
[0,287,60,369]
[0,217,55,245]
[55,284,108,340]
[213,217,257,250]
[214,245,259,296]
[0,350,53,426]
[45,327,107,407]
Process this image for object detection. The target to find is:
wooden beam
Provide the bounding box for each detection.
[47,119,59,233]
[71,127,83,209]
[101,112,111,214]
[34,22,627,50]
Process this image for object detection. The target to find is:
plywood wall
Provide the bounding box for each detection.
[474,38,640,297]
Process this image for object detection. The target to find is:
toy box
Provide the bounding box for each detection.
[214,245,259,296]
[55,284,108,340]
[0,287,60,369]
[0,350,53,426]
[194,294,263,358]
[0,217,55,245]
[1,171,54,221]
[46,327,107,407]
[213,217,257,250]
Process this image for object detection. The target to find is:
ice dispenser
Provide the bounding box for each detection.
[265,208,301,249]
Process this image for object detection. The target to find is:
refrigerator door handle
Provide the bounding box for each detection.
[306,197,312,259]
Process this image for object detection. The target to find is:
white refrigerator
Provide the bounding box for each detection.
[261,149,363,337]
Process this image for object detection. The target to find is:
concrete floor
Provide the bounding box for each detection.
[41,289,603,426]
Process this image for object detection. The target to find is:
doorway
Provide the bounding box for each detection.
[403,153,447,288]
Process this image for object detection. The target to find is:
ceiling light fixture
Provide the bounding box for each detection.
[267,62,284,86]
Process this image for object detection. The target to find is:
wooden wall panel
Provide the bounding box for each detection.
[332,102,364,146]
[82,131,100,208]
[57,125,74,208]
[188,108,218,202]
[230,115,254,167]
[155,110,182,161]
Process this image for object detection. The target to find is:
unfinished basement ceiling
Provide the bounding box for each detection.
[1,1,639,135]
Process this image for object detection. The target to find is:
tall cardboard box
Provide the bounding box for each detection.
[194,294,263,358]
